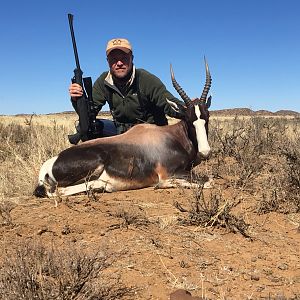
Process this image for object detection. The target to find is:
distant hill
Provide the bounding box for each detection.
[273,110,300,116]
[52,108,300,117]
[210,108,299,117]
[4,108,299,118]
[211,108,254,116]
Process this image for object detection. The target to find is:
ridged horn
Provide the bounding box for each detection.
[170,64,192,105]
[200,57,212,102]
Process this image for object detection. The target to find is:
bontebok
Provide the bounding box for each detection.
[34,59,212,197]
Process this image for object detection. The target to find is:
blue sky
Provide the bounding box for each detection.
[1,0,299,114]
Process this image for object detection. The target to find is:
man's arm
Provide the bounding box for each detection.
[140,70,185,119]
[69,83,83,114]
[92,75,108,111]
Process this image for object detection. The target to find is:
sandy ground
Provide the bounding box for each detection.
[1,182,300,299]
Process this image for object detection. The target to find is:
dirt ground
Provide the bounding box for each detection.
[1,179,300,300]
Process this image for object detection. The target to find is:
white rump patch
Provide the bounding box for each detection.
[38,156,58,186]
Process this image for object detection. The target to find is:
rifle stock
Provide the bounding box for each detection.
[68,132,82,145]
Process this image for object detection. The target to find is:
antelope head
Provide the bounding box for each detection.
[170,58,212,158]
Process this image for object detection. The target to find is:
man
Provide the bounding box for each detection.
[69,38,184,135]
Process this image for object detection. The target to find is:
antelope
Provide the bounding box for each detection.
[34,59,212,197]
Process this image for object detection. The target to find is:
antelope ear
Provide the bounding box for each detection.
[166,98,183,112]
[166,98,186,119]
[176,102,187,119]
[206,95,212,108]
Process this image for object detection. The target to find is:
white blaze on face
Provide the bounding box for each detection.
[192,105,211,157]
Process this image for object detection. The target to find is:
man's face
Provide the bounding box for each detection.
[107,49,133,79]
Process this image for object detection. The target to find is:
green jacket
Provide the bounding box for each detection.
[92,67,184,132]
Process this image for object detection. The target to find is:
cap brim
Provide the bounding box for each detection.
[106,47,131,56]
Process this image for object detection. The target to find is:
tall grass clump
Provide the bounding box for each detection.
[174,183,250,238]
[0,121,70,197]
[257,138,300,213]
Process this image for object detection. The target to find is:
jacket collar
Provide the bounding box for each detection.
[104,65,136,88]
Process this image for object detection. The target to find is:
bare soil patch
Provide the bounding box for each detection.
[1,185,300,299]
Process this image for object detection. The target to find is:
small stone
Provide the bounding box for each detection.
[292,275,300,283]
[251,274,260,281]
[37,226,48,235]
[277,263,289,270]
[262,267,273,276]
[268,275,282,283]
[256,285,265,292]
[257,254,266,260]
[61,224,71,235]
[180,260,189,268]
[243,273,250,281]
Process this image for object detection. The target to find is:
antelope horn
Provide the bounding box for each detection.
[170,64,192,105]
[200,57,212,102]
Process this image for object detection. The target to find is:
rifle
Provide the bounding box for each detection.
[67,13,103,145]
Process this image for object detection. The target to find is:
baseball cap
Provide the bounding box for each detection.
[106,38,132,56]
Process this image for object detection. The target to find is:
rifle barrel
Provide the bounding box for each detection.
[68,14,81,70]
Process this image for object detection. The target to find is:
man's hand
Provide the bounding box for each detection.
[69,83,83,99]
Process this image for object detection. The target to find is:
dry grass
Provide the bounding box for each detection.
[0,113,77,127]
[0,240,134,300]
[0,112,112,127]
[208,116,300,213]
[174,184,251,238]
[0,122,70,197]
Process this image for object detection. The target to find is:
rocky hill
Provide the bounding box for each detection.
[210,108,299,117]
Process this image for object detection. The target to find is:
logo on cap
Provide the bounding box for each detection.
[112,39,122,45]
